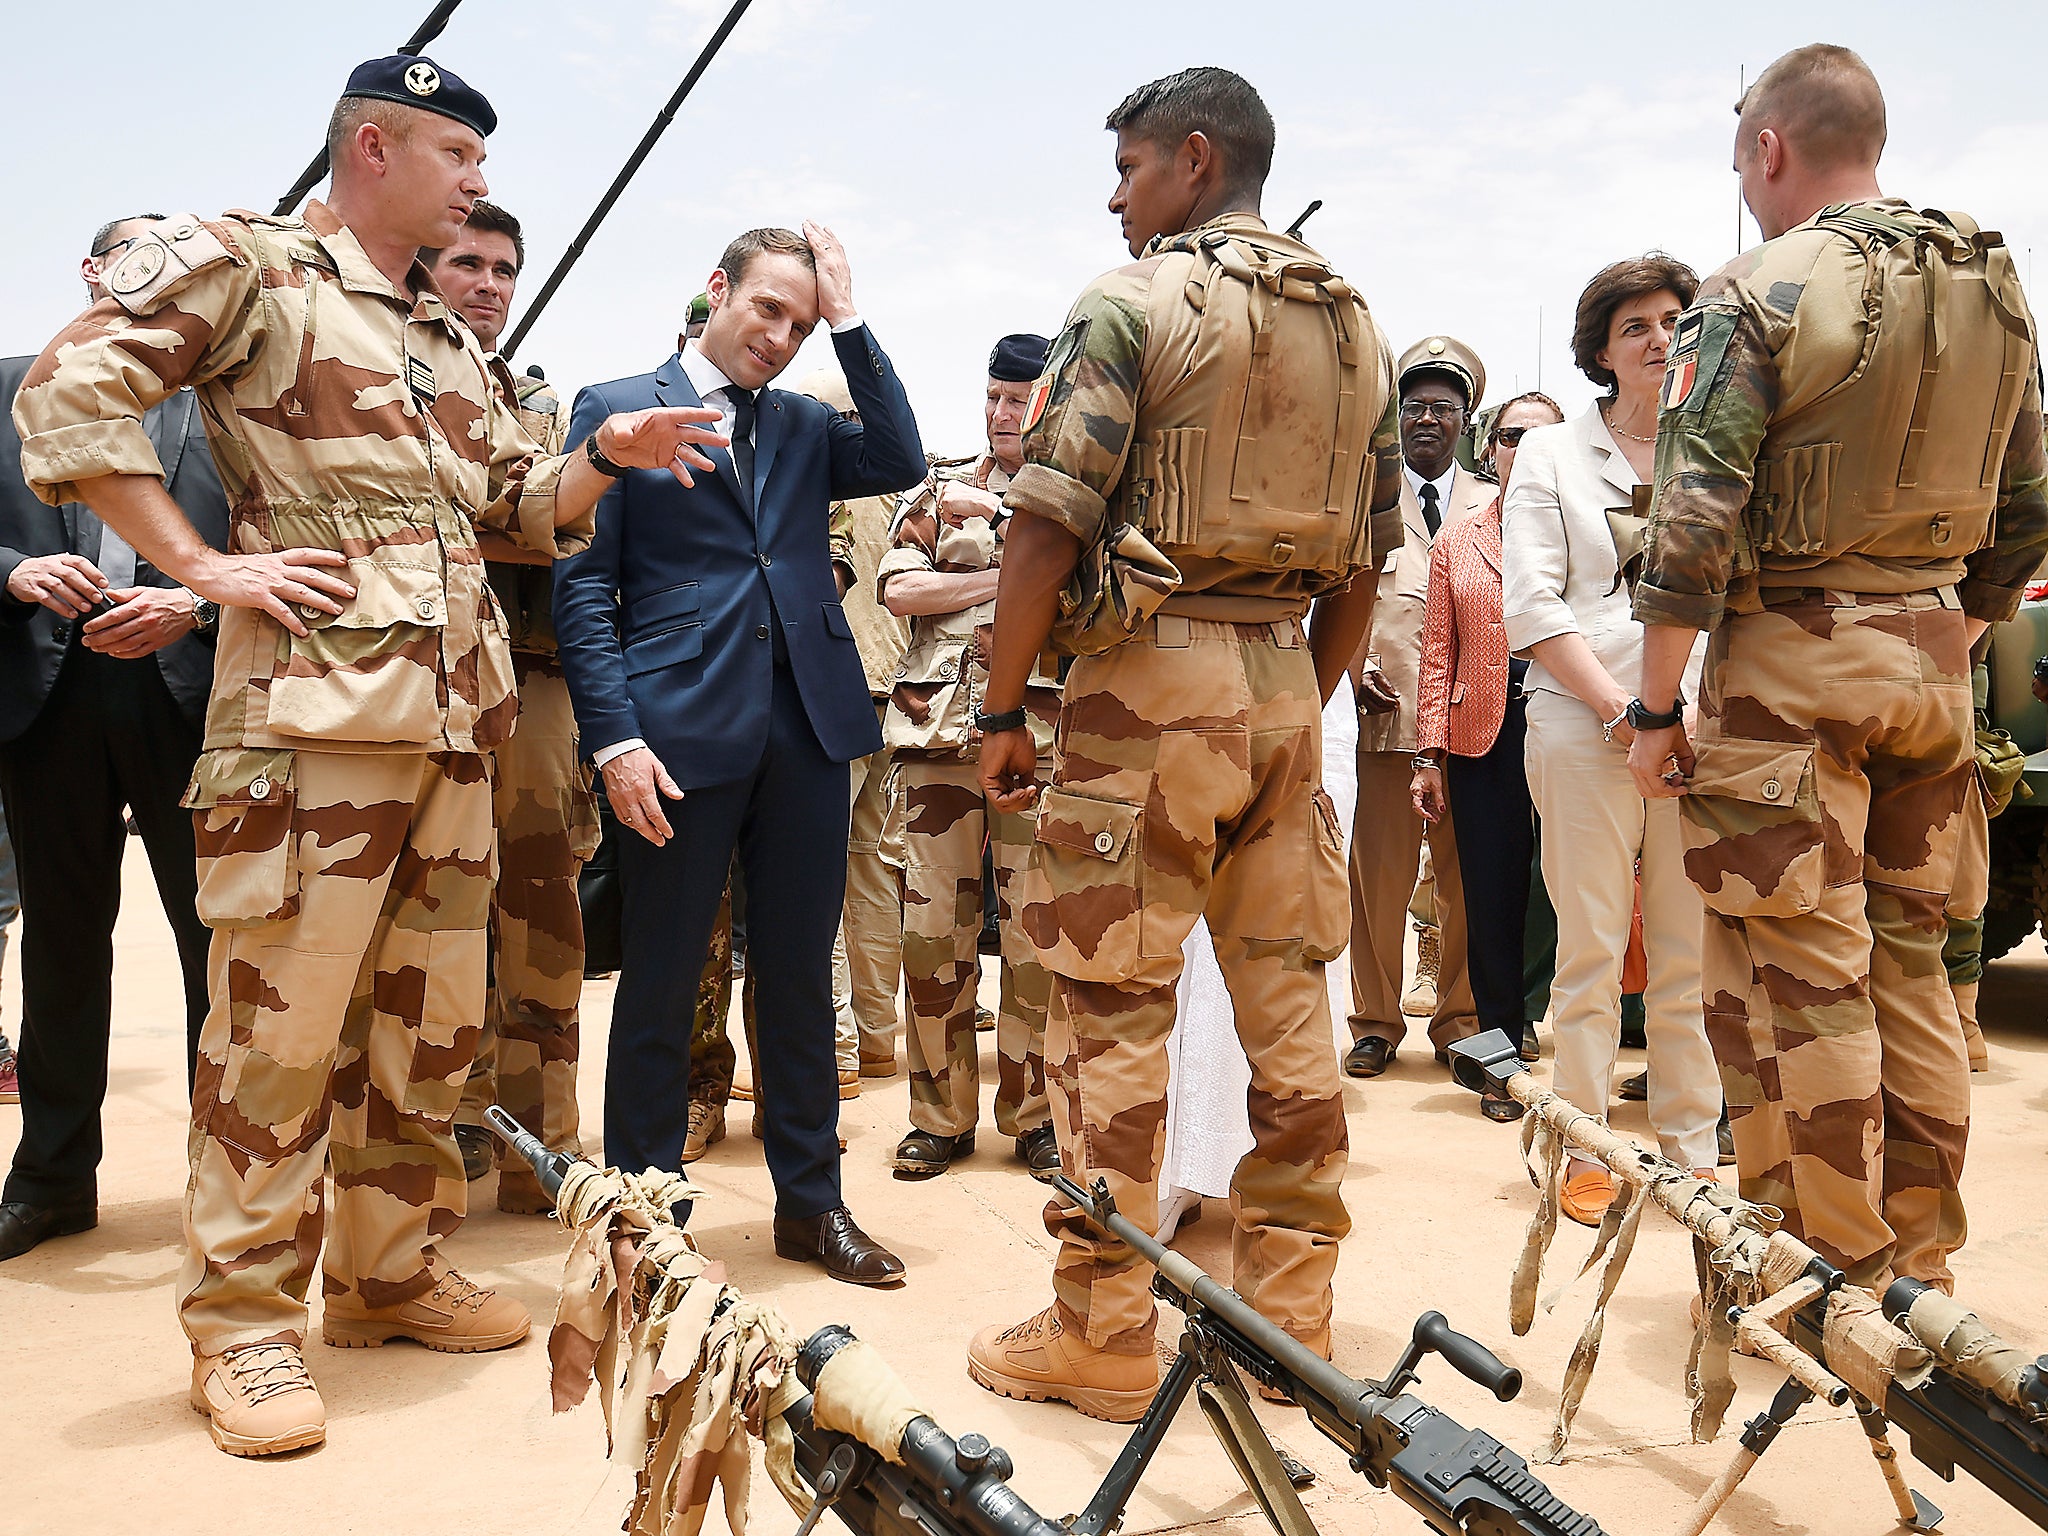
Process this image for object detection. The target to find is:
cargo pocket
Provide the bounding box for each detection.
[1303,787,1351,962]
[1679,737,1825,917]
[183,747,302,929]
[1030,787,1143,981]
[265,557,448,744]
[402,926,489,1121]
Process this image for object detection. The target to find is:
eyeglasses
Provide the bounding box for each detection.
[89,234,142,262]
[1399,400,1465,423]
[1494,426,1533,447]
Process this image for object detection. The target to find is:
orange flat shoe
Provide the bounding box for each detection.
[1560,1167,1616,1228]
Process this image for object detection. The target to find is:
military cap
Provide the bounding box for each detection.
[687,292,712,326]
[343,55,498,138]
[988,333,1052,383]
[1397,335,1485,412]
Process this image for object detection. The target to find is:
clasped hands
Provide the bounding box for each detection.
[5,553,198,657]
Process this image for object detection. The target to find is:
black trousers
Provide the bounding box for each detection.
[1445,693,1536,1037]
[607,665,848,1222]
[0,647,210,1207]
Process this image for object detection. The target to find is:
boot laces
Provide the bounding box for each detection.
[431,1268,491,1312]
[995,1308,1058,1346]
[688,1101,717,1134]
[224,1343,314,1406]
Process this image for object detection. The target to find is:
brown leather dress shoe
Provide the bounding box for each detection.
[772,1206,905,1286]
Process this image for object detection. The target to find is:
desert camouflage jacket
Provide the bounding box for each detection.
[879,455,1059,757]
[485,358,570,655]
[12,202,590,764]
[1636,199,2048,632]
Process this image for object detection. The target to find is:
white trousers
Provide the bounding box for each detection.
[1524,689,1721,1170]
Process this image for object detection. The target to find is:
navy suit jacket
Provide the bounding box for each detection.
[0,355,229,744]
[554,325,925,789]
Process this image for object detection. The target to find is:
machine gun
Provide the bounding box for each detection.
[1049,1172,1606,1536]
[1447,1028,2048,1533]
[483,1107,1063,1536]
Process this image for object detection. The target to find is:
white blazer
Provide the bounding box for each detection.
[1500,403,1703,703]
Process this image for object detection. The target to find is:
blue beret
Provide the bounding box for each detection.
[988,332,1051,382]
[343,55,498,138]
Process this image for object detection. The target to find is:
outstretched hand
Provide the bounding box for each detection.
[596,406,727,488]
[804,221,856,328]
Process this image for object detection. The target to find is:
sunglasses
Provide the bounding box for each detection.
[1494,426,1534,447]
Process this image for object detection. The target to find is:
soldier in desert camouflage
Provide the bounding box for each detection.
[1628,44,2048,1293]
[427,201,604,1212]
[878,333,1060,1181]
[11,55,724,1456]
[965,67,1399,1421]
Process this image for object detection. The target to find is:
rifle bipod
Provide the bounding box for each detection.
[1064,1321,1320,1536]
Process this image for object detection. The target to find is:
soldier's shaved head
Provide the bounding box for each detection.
[1107,67,1274,200]
[325,94,418,163]
[1737,44,1886,171]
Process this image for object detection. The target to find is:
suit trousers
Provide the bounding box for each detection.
[607,664,847,1221]
[842,715,902,1061]
[0,647,210,1208]
[1347,752,1477,1049]
[1444,697,1535,1035]
[1523,689,1720,1170]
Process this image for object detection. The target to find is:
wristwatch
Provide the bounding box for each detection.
[584,430,628,479]
[1625,694,1685,731]
[190,595,219,633]
[974,706,1028,734]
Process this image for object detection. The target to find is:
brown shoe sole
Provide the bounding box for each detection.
[496,1183,554,1216]
[857,1055,897,1078]
[839,1074,861,1101]
[189,1394,325,1457]
[965,1354,1154,1423]
[322,1314,530,1353]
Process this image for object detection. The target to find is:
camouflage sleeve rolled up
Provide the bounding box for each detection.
[1633,296,1780,632]
[474,357,585,560]
[1001,273,1149,546]
[1960,365,2048,622]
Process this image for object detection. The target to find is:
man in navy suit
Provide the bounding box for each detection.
[555,224,924,1284]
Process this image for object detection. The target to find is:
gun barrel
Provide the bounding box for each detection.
[482,1105,574,1201]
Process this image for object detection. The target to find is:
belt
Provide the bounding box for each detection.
[1138,613,1305,649]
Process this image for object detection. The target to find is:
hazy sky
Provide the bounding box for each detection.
[8,2,2048,450]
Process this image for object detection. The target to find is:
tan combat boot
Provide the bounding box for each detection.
[681,1100,727,1162]
[1401,923,1440,1018]
[322,1265,530,1352]
[966,1305,1159,1422]
[190,1341,326,1457]
[497,1167,554,1216]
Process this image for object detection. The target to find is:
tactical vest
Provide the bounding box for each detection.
[1122,225,1387,584]
[1747,204,2035,565]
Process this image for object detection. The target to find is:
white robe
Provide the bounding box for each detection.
[1159,679,1360,1200]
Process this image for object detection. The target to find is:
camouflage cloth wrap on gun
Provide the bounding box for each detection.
[9,205,591,1353]
[178,748,495,1351]
[888,759,1050,1139]
[1637,198,2048,1293]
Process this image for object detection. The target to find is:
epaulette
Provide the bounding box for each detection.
[100,213,241,317]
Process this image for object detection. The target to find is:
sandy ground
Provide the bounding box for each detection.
[4,848,2046,1536]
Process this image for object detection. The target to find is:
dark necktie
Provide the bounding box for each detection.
[727,385,756,511]
[1419,480,1442,537]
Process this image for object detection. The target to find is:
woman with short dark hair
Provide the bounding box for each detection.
[1501,255,1724,1223]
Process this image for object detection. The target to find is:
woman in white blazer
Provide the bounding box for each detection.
[1501,255,1723,1225]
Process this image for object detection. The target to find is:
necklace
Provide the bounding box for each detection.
[1603,402,1655,444]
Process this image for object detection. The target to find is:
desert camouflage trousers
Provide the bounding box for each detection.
[459,658,600,1161]
[1028,615,1351,1355]
[1688,591,1974,1291]
[178,750,495,1352]
[889,757,1050,1138]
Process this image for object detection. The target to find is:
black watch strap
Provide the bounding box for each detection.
[1625,694,1685,731]
[584,431,628,479]
[974,706,1028,734]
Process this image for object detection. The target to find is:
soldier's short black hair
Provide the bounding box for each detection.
[1107,67,1275,198]
[1572,254,1700,392]
[89,215,166,259]
[716,228,817,290]
[458,201,525,271]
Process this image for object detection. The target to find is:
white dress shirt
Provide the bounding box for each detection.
[1403,460,1459,519]
[593,318,865,771]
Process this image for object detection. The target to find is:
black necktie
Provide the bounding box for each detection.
[1419,480,1442,537]
[727,385,756,510]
